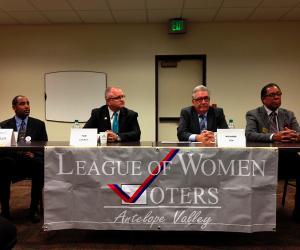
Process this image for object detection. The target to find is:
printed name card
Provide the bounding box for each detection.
[69,128,98,146]
[0,129,16,146]
[217,129,246,147]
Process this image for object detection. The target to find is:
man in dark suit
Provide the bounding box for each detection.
[84,86,141,142]
[0,95,48,223]
[177,85,228,142]
[246,83,300,221]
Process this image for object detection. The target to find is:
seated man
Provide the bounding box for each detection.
[177,85,228,143]
[84,86,141,142]
[0,95,48,223]
[246,83,300,221]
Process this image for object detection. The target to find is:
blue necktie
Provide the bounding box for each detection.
[199,115,206,133]
[112,112,119,133]
[18,120,26,142]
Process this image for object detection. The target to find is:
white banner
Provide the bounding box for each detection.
[44,146,278,233]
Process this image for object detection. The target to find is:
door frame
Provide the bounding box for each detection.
[155,54,207,141]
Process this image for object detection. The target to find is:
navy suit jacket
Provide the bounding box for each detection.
[84,105,141,142]
[246,106,300,142]
[0,116,48,141]
[177,106,228,141]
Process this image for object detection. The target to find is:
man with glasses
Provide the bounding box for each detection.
[246,83,300,221]
[84,86,141,142]
[246,83,300,142]
[177,85,228,142]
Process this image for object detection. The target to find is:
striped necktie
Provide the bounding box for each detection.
[269,112,278,133]
[199,115,206,133]
[18,120,26,142]
[112,112,119,133]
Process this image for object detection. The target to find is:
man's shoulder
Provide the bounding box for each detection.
[91,105,108,114]
[181,106,194,113]
[278,107,294,114]
[28,117,45,125]
[210,106,223,112]
[121,107,138,116]
[0,117,14,127]
[246,106,263,115]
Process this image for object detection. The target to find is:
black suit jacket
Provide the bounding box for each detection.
[84,105,141,142]
[177,106,228,141]
[0,117,48,141]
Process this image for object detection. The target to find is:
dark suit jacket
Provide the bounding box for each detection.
[177,106,228,141]
[0,117,48,141]
[246,106,300,142]
[84,105,141,142]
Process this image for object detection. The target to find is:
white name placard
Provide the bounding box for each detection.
[69,128,98,146]
[217,129,246,147]
[0,129,16,146]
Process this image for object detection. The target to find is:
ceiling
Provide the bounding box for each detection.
[0,0,300,25]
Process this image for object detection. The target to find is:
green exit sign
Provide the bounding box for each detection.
[169,18,186,34]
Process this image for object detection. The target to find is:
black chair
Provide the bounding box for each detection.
[282,177,296,207]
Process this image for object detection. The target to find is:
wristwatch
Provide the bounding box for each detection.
[116,135,121,142]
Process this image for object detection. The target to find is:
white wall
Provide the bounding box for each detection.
[0,22,300,141]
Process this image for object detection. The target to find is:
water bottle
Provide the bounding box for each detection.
[72,119,80,129]
[228,119,235,129]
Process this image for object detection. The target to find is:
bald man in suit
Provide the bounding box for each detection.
[84,86,141,142]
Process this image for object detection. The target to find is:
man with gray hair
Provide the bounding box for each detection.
[177,85,228,142]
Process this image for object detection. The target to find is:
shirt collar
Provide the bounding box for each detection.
[263,105,278,116]
[15,115,28,125]
[198,112,207,118]
[108,107,120,119]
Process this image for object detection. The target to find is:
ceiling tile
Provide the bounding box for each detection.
[249,7,290,20]
[183,8,217,22]
[215,8,254,21]
[184,0,222,8]
[223,0,262,8]
[42,10,82,23]
[147,0,183,9]
[78,10,114,23]
[0,11,18,23]
[281,7,300,20]
[148,9,181,23]
[260,0,300,7]
[69,0,109,10]
[108,0,146,10]
[8,11,49,24]
[112,10,146,23]
[0,0,35,11]
[30,0,72,11]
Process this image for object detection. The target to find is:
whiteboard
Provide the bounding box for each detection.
[45,71,106,122]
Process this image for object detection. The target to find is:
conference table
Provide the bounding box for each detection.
[2,141,300,233]
[6,140,300,149]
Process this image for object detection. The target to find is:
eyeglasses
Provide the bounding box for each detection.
[265,92,282,98]
[108,95,126,100]
[193,96,210,102]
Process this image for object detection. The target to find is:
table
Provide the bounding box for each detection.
[2,141,300,232]
[43,142,279,233]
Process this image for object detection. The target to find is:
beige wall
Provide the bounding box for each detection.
[1,22,300,141]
